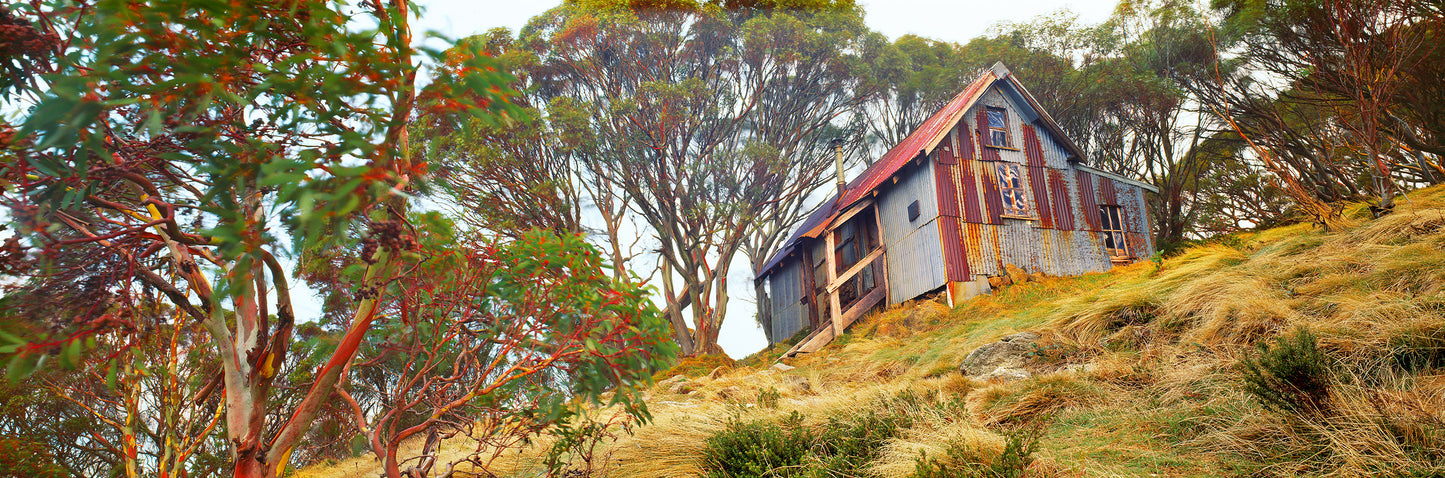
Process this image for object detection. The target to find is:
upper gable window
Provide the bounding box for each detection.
[986,107,1011,148]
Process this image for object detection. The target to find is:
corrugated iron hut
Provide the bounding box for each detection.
[755,63,1159,356]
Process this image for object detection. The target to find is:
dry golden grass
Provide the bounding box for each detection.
[299,186,1445,477]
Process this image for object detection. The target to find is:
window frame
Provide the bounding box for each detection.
[1098,205,1130,259]
[985,106,1012,148]
[995,162,1034,218]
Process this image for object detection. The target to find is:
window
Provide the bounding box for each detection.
[1099,205,1129,258]
[907,200,920,222]
[995,163,1033,217]
[986,107,1011,147]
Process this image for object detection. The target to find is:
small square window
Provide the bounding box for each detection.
[907,200,920,222]
[985,107,1011,147]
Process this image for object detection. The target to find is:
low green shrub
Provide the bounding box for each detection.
[813,407,911,475]
[1241,327,1334,415]
[702,390,950,477]
[702,412,813,478]
[757,387,780,409]
[912,424,1041,478]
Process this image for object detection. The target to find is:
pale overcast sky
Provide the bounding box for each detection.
[401,0,1122,358]
[412,1,1120,45]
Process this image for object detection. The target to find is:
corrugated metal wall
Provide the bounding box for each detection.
[768,258,807,341]
[934,84,1124,280]
[880,160,947,304]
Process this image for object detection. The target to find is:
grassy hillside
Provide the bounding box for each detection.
[301,185,1445,477]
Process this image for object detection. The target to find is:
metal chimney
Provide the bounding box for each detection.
[830,138,845,197]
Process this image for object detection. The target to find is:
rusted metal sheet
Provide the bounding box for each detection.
[957,126,984,223]
[1029,170,1054,230]
[1099,175,1119,205]
[998,220,1038,272]
[975,109,1002,163]
[934,153,960,220]
[1077,171,1101,231]
[1021,125,1054,230]
[1121,185,1147,233]
[1047,169,1075,231]
[1022,125,1046,168]
[978,159,1005,224]
[1128,232,1149,259]
[963,222,1001,277]
[938,215,970,280]
[1075,230,1112,273]
[937,131,957,164]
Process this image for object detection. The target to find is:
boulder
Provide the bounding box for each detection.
[771,362,796,372]
[1004,264,1032,284]
[988,275,1012,289]
[958,332,1040,377]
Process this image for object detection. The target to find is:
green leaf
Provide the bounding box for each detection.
[63,339,83,369]
[5,353,35,382]
[0,329,23,345]
[105,361,118,390]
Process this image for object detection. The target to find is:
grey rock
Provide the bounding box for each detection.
[958,332,1040,377]
[772,363,796,372]
[979,368,1032,383]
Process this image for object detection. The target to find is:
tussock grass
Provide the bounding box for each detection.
[971,374,1104,426]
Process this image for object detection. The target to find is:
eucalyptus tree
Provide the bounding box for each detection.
[0,1,672,477]
[427,0,878,355]
[1208,0,1445,219]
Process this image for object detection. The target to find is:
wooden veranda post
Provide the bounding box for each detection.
[826,227,842,337]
